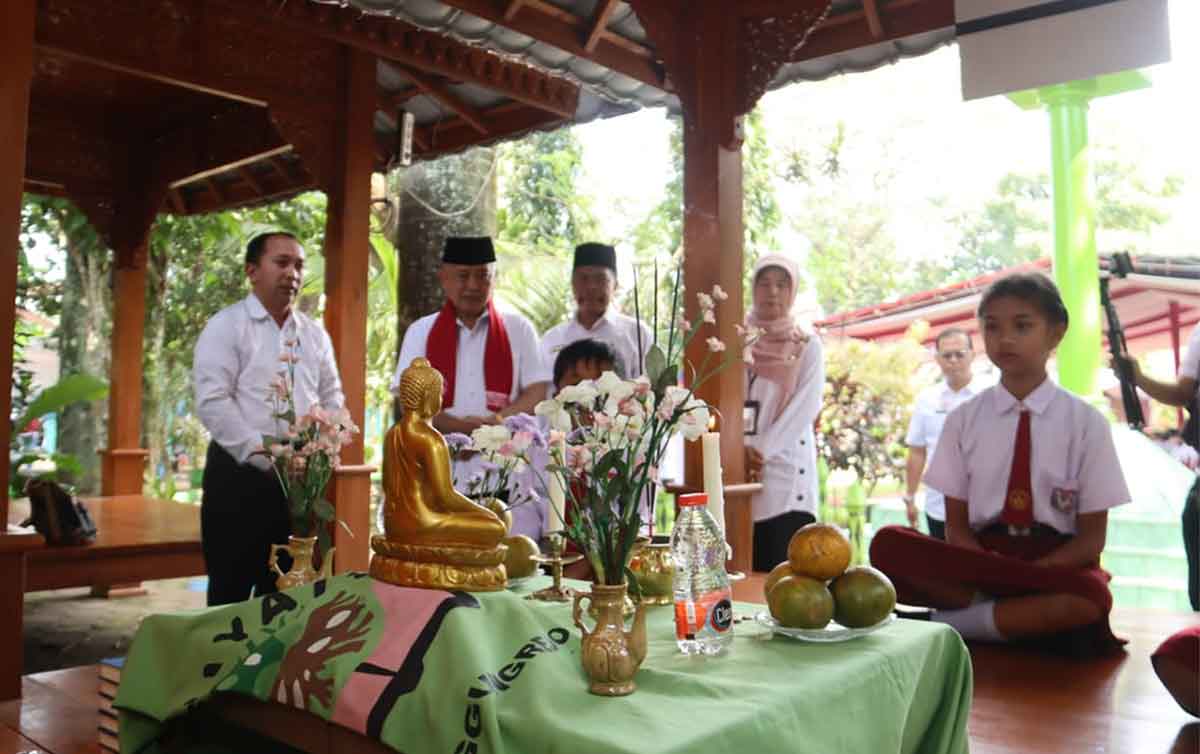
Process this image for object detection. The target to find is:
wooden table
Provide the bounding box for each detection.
[8,495,203,592]
[0,495,203,700]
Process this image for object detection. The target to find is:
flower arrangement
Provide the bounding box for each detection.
[444,414,545,509]
[260,339,359,559]
[534,271,746,587]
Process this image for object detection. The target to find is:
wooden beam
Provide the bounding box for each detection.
[236,166,265,195]
[863,0,886,39]
[418,104,564,160]
[398,67,489,135]
[233,0,580,119]
[268,157,292,184]
[437,0,667,90]
[167,189,186,214]
[378,86,423,112]
[584,0,620,53]
[182,175,316,216]
[793,0,953,63]
[33,0,344,117]
[204,177,225,203]
[504,0,527,21]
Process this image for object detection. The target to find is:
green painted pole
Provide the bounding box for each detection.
[1043,82,1100,396]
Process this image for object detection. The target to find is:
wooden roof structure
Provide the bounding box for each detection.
[1,0,958,698]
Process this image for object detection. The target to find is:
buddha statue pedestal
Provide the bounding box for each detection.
[371,358,510,592]
[370,538,508,591]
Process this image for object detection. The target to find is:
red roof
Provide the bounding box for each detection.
[815,257,1200,356]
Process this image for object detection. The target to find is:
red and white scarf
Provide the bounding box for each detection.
[426,299,513,412]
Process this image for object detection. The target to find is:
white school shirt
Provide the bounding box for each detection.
[745,335,824,522]
[540,310,654,379]
[905,380,981,521]
[193,294,345,465]
[392,304,550,418]
[924,379,1130,535]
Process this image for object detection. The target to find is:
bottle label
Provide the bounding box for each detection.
[674,588,734,640]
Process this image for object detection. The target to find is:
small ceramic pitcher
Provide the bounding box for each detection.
[573,582,648,696]
[270,535,335,591]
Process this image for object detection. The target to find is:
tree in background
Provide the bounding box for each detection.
[20,197,111,491]
[630,110,782,344]
[495,128,596,333]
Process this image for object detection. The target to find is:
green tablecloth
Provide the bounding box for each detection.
[116,574,970,754]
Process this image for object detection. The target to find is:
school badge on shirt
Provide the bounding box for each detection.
[1050,481,1079,514]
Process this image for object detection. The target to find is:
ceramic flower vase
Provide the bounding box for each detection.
[270,535,335,591]
[572,582,648,696]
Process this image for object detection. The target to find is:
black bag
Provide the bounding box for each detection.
[21,478,98,545]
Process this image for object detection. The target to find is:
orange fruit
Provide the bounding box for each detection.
[787,523,852,581]
[831,566,896,628]
[767,575,834,629]
[764,561,794,600]
[502,535,540,579]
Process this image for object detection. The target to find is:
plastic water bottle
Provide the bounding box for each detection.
[671,493,734,655]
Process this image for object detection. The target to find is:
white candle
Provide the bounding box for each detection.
[702,431,726,537]
[547,439,566,531]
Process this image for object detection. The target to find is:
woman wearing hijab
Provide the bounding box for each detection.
[744,253,825,573]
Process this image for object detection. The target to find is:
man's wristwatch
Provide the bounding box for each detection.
[901,494,915,506]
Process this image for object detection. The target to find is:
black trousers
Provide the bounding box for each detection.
[1185,478,1199,611]
[925,514,946,541]
[201,442,291,606]
[753,510,817,572]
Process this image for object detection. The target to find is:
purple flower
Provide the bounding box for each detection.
[444,433,472,452]
[503,414,546,448]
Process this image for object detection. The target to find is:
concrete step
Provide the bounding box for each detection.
[1109,576,1193,611]
[1102,546,1188,582]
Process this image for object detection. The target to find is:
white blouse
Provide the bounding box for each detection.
[744,335,825,521]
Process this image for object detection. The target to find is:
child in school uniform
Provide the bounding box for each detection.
[871,272,1130,655]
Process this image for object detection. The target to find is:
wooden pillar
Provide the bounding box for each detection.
[323,47,376,572]
[1,0,36,527]
[678,4,750,574]
[0,0,40,701]
[101,257,150,495]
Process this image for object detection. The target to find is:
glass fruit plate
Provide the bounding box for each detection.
[752,611,896,642]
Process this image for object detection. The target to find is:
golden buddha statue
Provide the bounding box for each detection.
[370,358,508,591]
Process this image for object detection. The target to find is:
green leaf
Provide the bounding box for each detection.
[645,344,667,384]
[14,373,108,433]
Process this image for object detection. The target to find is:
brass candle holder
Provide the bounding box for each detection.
[527,533,582,603]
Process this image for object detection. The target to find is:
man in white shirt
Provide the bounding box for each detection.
[903,328,978,540]
[392,236,550,434]
[540,243,653,381]
[193,232,345,606]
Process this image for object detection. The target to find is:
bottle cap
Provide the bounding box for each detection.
[679,493,708,507]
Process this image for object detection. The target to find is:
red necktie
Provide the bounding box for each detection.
[1002,409,1034,529]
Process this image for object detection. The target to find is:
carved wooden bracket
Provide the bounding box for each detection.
[736,1,834,117]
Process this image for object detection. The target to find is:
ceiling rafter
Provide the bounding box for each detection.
[504,0,527,21]
[789,0,952,63]
[435,0,666,91]
[236,166,265,195]
[204,177,225,203]
[167,189,186,214]
[397,67,490,135]
[862,0,886,38]
[235,0,580,118]
[584,0,620,53]
[378,86,423,113]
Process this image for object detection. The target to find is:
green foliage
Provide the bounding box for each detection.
[497,128,598,249]
[816,335,925,493]
[14,373,109,436]
[495,251,573,333]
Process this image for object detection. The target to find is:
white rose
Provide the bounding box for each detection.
[535,399,572,433]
